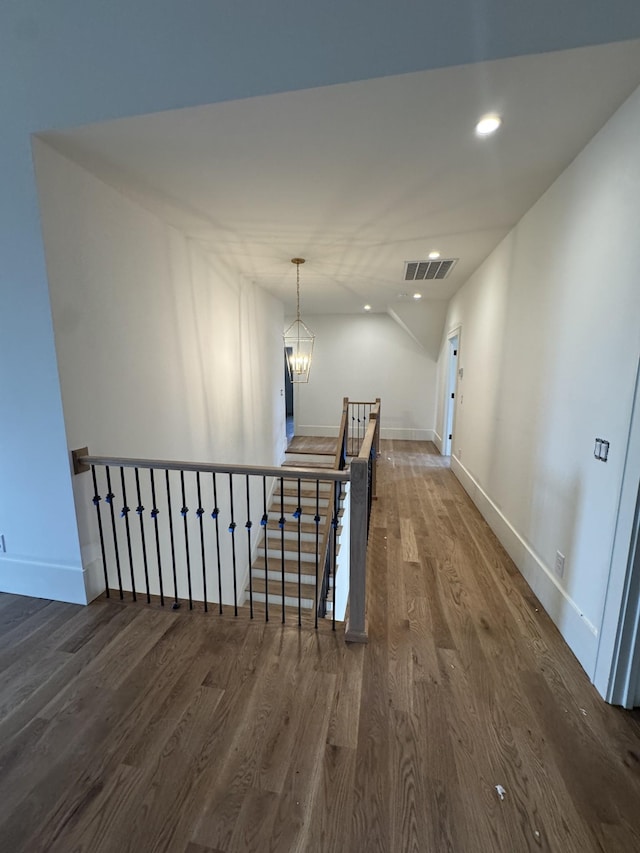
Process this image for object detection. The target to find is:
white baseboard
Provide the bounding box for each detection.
[433,431,443,453]
[295,425,339,438]
[0,555,89,604]
[380,427,434,442]
[296,425,435,443]
[450,455,599,676]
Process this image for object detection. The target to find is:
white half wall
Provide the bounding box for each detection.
[34,140,285,603]
[436,84,640,680]
[293,313,439,441]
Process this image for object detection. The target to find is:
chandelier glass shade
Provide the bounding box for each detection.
[283,258,315,383]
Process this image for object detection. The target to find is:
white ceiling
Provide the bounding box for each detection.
[41,40,640,315]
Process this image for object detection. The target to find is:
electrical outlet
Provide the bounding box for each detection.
[0,534,5,553]
[554,551,565,578]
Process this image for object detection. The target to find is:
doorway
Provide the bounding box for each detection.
[443,331,459,456]
[595,355,640,706]
[284,349,294,444]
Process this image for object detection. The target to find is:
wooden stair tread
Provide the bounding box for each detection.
[281,460,337,469]
[264,519,323,535]
[260,537,320,555]
[251,577,318,600]
[252,557,319,576]
[274,487,333,499]
[284,449,337,456]
[243,601,330,628]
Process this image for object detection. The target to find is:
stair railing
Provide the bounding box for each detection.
[72,449,347,629]
[346,397,381,457]
[71,397,379,641]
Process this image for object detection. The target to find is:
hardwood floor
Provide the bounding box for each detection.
[1,440,639,852]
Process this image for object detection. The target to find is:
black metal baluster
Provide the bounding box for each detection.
[149,469,164,606]
[135,468,151,603]
[105,466,123,599]
[314,480,320,630]
[165,469,179,610]
[245,474,253,619]
[350,407,355,456]
[261,476,269,622]
[279,476,286,623]
[119,467,136,602]
[212,473,223,614]
[91,465,109,598]
[296,478,302,626]
[196,472,207,613]
[180,470,192,610]
[228,473,238,616]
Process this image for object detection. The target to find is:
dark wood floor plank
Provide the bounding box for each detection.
[0,440,639,852]
[0,596,53,642]
[326,642,364,748]
[305,743,356,853]
[0,603,138,745]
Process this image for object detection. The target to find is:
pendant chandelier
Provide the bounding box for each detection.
[283,257,315,383]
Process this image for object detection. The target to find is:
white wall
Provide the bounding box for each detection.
[436,84,640,678]
[293,313,440,441]
[33,141,285,603]
[2,2,639,607]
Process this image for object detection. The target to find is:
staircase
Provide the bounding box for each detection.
[245,441,343,623]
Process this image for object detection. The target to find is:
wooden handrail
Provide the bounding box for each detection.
[72,450,349,482]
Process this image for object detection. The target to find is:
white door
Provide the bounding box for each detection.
[443,333,459,456]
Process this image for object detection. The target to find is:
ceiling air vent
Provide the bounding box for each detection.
[404,258,457,281]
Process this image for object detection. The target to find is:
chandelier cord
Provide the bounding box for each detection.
[296,261,301,323]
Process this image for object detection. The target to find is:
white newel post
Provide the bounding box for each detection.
[346,456,369,643]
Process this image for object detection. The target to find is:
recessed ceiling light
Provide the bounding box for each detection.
[475,113,502,136]
[363,304,372,311]
[413,293,422,300]
[428,251,441,260]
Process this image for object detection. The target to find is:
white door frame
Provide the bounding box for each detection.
[443,326,461,457]
[594,356,640,706]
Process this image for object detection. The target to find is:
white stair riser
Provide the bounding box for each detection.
[279,481,333,492]
[260,547,318,563]
[252,572,316,586]
[284,455,336,465]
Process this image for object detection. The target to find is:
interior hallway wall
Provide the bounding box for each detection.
[34,140,285,601]
[436,84,640,678]
[293,312,444,440]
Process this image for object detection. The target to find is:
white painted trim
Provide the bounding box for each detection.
[295,425,340,438]
[381,428,434,442]
[0,555,88,604]
[334,482,350,622]
[433,430,443,453]
[296,425,435,442]
[594,356,640,706]
[451,454,599,675]
[444,326,462,458]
